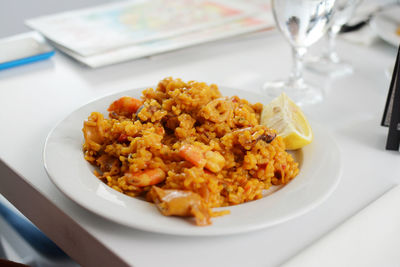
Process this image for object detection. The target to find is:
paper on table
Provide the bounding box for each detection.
[52,14,274,68]
[26,0,259,57]
[281,185,400,267]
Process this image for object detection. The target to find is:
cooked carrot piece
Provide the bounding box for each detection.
[117,133,129,143]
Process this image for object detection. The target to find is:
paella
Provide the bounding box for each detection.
[82,77,300,226]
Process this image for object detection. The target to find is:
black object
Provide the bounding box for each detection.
[340,20,368,33]
[340,3,400,34]
[381,45,400,151]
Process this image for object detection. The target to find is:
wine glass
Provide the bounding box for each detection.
[262,0,336,106]
[306,0,362,77]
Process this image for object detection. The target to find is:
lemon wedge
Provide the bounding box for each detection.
[260,93,313,150]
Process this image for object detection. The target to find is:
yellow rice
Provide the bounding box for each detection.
[83,77,299,210]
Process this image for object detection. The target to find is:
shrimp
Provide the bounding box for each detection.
[179,144,225,173]
[108,96,142,116]
[83,112,106,151]
[148,186,212,226]
[178,144,207,168]
[125,168,166,187]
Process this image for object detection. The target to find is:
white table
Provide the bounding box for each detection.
[0,29,399,267]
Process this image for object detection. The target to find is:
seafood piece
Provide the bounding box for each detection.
[200,97,234,123]
[108,96,142,116]
[148,187,211,226]
[179,144,225,173]
[125,168,166,187]
[96,154,119,174]
[83,112,106,151]
[178,144,207,168]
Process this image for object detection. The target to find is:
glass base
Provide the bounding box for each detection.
[261,79,323,106]
[305,56,353,77]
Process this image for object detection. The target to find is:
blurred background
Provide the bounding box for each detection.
[0,0,114,38]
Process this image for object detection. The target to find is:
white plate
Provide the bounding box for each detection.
[370,6,400,47]
[44,87,341,236]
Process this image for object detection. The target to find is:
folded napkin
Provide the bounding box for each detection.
[281,185,400,267]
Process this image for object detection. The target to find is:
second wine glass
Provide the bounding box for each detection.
[306,0,362,77]
[262,0,336,106]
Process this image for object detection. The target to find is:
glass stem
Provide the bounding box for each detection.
[325,25,341,63]
[290,46,307,88]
